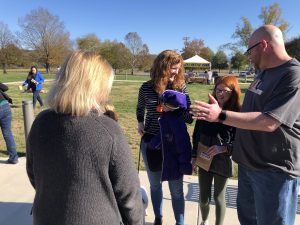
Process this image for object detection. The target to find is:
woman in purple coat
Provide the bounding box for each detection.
[136,50,193,225]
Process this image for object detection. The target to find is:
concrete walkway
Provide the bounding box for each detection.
[0,157,299,225]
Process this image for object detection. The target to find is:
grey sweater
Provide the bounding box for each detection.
[26,110,144,225]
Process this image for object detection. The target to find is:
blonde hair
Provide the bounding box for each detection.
[47,51,114,116]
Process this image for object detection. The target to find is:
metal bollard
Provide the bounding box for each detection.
[22,100,35,141]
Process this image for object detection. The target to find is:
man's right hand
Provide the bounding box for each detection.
[190,94,221,122]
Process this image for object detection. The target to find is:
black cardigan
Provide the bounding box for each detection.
[26,110,144,225]
[192,120,236,177]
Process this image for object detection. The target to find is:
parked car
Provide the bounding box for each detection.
[239,71,247,77]
[229,69,236,74]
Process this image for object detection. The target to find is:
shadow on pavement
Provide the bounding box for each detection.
[0,155,26,164]
[0,150,26,157]
[185,182,300,214]
[0,202,32,225]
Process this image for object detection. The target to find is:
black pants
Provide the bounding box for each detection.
[198,168,228,225]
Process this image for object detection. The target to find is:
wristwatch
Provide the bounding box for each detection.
[218,110,227,123]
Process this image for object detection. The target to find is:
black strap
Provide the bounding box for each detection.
[0,89,12,104]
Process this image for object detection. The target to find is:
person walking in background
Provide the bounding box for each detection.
[190,25,300,225]
[207,70,213,85]
[192,76,241,225]
[22,66,44,108]
[136,50,193,225]
[26,51,144,225]
[0,83,18,164]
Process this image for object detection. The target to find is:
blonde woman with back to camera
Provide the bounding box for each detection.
[26,51,144,225]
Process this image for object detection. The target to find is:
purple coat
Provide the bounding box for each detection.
[159,90,192,181]
[158,112,192,181]
[161,90,187,109]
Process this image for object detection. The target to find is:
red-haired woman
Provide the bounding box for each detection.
[136,50,193,225]
[192,76,241,225]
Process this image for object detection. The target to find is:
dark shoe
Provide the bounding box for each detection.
[7,158,19,164]
[154,217,162,225]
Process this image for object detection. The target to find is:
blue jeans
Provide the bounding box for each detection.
[140,139,184,225]
[33,90,43,108]
[0,103,18,160]
[237,164,299,225]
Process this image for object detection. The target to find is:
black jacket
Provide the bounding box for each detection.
[0,83,12,104]
[192,120,236,177]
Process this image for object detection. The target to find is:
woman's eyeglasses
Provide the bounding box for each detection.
[215,89,232,94]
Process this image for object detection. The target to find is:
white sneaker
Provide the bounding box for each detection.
[200,221,209,225]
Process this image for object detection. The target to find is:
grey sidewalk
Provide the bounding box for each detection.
[0,157,299,225]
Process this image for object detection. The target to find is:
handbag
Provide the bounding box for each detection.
[144,133,163,172]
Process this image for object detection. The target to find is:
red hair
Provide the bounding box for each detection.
[212,76,241,112]
[150,50,185,94]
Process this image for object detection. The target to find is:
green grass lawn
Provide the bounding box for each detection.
[0,71,147,83]
[0,72,56,83]
[0,74,249,177]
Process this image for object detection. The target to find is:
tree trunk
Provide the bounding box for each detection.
[45,62,50,73]
[2,63,7,74]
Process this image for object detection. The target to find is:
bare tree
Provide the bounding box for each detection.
[0,22,17,73]
[18,8,72,73]
[137,44,153,71]
[124,32,143,75]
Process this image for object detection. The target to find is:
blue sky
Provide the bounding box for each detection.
[1,0,300,55]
